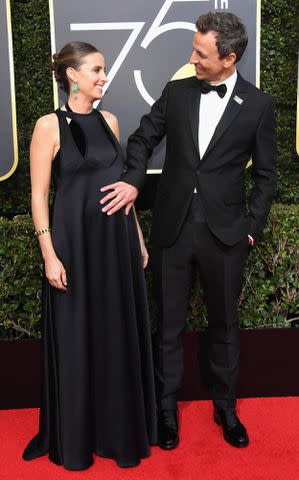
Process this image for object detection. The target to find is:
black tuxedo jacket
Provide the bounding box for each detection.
[121,73,277,247]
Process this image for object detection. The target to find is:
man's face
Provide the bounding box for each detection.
[189,31,229,83]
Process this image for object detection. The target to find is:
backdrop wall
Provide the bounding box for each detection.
[0,0,297,213]
[50,0,260,170]
[0,0,298,339]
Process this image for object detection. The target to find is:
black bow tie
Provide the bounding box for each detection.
[199,81,227,98]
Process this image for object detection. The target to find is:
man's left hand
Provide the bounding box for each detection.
[248,235,254,246]
[100,181,138,215]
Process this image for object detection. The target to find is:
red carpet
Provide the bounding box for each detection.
[0,398,298,480]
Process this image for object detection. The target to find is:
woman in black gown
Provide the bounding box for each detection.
[23,41,157,470]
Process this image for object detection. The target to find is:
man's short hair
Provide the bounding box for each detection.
[195,12,248,63]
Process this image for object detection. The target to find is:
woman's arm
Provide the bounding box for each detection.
[132,205,149,269]
[30,114,67,291]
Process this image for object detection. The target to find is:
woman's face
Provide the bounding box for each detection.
[69,51,108,101]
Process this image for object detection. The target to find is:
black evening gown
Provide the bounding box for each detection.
[23,106,157,470]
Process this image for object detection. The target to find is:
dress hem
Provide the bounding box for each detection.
[23,446,155,471]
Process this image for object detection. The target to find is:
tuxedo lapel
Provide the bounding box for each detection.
[200,73,249,162]
[188,80,201,156]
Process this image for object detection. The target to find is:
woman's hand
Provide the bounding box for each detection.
[139,240,149,269]
[45,256,68,291]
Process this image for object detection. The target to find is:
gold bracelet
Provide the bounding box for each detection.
[34,227,51,237]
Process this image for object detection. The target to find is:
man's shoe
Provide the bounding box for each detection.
[214,407,249,448]
[158,409,179,450]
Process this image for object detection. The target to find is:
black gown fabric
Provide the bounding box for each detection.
[23,107,157,470]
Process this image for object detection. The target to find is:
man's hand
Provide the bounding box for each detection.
[100,181,138,215]
[248,235,254,246]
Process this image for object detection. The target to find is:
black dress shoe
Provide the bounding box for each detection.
[214,407,249,448]
[158,409,179,450]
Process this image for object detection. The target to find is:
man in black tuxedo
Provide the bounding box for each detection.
[101,12,277,450]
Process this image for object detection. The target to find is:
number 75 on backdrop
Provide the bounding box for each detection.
[50,0,260,171]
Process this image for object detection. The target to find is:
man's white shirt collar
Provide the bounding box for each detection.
[210,69,237,93]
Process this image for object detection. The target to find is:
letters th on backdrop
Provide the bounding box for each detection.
[0,0,18,181]
[50,0,260,171]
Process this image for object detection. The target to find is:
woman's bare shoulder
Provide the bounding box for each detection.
[35,113,58,131]
[33,114,59,145]
[100,110,119,140]
[100,110,118,123]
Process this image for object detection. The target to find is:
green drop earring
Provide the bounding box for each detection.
[71,82,80,99]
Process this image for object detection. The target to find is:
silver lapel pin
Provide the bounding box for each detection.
[233,95,243,105]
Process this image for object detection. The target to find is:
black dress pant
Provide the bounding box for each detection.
[152,195,250,411]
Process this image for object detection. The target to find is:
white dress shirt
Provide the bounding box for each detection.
[194,70,237,196]
[198,69,237,159]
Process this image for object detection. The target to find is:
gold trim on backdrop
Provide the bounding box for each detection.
[0,0,18,181]
[49,0,59,109]
[256,0,261,88]
[246,0,261,168]
[296,53,299,156]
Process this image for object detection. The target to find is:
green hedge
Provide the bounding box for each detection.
[0,0,298,216]
[260,0,299,204]
[1,204,298,340]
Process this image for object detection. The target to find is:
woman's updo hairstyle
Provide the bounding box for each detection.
[51,41,100,94]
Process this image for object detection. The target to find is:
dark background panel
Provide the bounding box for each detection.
[0,0,16,179]
[52,0,258,169]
